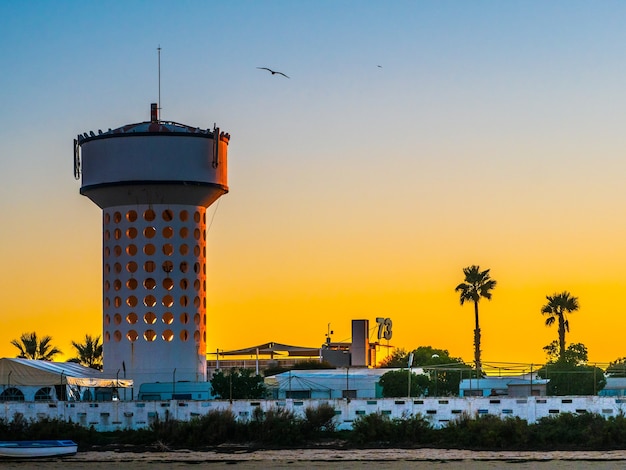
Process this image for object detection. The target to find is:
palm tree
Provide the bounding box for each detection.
[10,332,62,361]
[541,291,579,359]
[69,334,103,370]
[455,265,497,375]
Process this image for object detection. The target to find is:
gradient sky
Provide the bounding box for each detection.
[2,1,626,369]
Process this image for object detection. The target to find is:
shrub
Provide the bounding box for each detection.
[530,412,616,449]
[174,410,241,447]
[392,412,432,444]
[0,415,99,449]
[303,403,337,435]
[440,413,529,449]
[350,412,394,444]
[249,407,303,445]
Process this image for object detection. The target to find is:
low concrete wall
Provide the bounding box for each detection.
[3,396,626,432]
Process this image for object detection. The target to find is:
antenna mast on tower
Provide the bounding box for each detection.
[157,45,162,119]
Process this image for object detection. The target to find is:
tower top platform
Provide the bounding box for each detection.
[75,106,229,208]
[76,120,231,145]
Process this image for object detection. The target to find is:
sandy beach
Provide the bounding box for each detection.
[3,449,626,469]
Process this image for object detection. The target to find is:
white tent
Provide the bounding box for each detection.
[0,358,133,388]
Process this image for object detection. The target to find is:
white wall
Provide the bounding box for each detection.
[3,396,626,432]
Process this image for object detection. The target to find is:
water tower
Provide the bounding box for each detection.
[74,104,229,391]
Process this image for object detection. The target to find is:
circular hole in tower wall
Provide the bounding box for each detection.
[143,209,156,221]
[143,312,157,324]
[162,295,174,307]
[127,330,138,342]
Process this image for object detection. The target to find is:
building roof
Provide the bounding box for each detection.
[217,342,321,357]
[459,377,549,389]
[0,358,133,388]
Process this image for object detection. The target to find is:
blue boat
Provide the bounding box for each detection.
[0,440,78,458]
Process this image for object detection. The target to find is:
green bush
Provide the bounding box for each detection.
[303,403,337,435]
[8,406,626,450]
[530,412,625,449]
[439,414,529,449]
[249,407,303,445]
[0,414,99,450]
[350,412,395,444]
[392,413,432,444]
[175,410,241,447]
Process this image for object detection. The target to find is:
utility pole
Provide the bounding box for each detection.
[407,352,414,398]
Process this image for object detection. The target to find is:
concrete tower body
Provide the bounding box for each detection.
[75,105,229,390]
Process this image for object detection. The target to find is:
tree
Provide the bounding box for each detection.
[541,291,579,359]
[411,346,476,396]
[10,332,62,361]
[210,368,266,400]
[264,360,335,377]
[538,362,605,396]
[537,342,605,396]
[68,334,103,370]
[378,369,429,398]
[378,348,409,368]
[380,346,476,396]
[606,357,626,377]
[543,341,588,366]
[455,265,496,375]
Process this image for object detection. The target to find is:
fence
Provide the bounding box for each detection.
[3,395,626,432]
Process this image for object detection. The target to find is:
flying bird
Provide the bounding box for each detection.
[257,67,290,78]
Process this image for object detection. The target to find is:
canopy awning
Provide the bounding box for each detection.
[0,358,133,388]
[217,342,320,357]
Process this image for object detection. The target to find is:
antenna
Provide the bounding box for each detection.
[157,45,162,119]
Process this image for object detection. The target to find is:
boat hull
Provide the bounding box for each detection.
[0,440,77,458]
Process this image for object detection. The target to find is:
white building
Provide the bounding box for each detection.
[265,368,427,399]
[459,376,548,397]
